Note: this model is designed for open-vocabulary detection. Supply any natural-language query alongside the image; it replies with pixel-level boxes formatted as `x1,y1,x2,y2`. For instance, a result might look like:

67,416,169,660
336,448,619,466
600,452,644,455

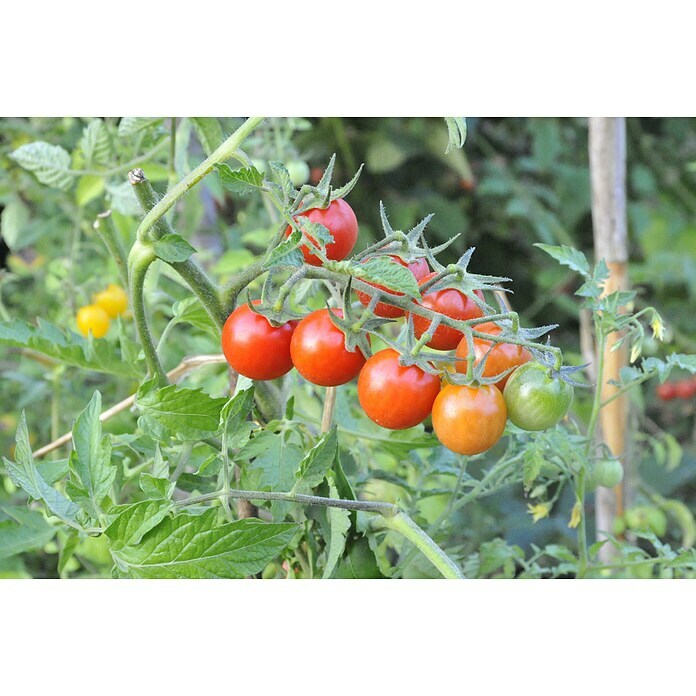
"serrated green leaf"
153,233,197,263
523,449,544,491
0,504,56,560
9,141,73,190
80,119,112,167
105,499,174,551
70,392,116,509
215,163,265,195
136,382,228,440
191,117,223,156
263,228,304,268
291,427,338,494
352,257,421,299
0,318,143,377
322,475,351,579
3,413,81,524
535,244,590,278
112,509,297,578
171,297,218,339
117,117,163,138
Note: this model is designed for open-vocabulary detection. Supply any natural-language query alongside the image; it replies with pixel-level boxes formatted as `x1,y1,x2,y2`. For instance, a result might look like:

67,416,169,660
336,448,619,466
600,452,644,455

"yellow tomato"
93,284,128,318
76,305,110,338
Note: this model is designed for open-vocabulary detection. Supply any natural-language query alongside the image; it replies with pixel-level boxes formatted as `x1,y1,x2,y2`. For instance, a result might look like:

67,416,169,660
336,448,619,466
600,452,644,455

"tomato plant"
431,384,507,455
357,348,440,429
503,362,574,431
221,301,297,381
2,115,695,584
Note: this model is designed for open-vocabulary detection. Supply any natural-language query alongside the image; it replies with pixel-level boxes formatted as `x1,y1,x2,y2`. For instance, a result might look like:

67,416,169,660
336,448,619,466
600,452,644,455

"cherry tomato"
455,321,532,389
285,198,358,267
93,283,128,318
221,301,297,381
355,256,430,318
656,382,677,401
674,379,696,400
431,383,507,455
76,304,110,338
290,308,367,386
410,273,484,351
357,348,440,429
591,459,624,489
503,362,574,431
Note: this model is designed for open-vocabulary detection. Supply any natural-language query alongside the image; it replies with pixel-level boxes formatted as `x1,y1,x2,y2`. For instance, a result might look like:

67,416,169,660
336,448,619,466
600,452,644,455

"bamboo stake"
588,118,630,554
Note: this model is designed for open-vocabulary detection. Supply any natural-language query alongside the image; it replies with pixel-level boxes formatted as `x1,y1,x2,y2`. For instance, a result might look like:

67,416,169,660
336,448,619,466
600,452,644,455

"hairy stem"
93,211,129,289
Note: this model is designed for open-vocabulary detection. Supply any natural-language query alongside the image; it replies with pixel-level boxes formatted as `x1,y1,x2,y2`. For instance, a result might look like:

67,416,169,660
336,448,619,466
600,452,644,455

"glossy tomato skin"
503,362,574,431
411,273,484,351
285,198,358,267
432,384,507,455
221,301,297,381
591,459,624,489
357,348,440,429
355,256,430,318
77,304,110,338
290,308,366,386
455,321,532,389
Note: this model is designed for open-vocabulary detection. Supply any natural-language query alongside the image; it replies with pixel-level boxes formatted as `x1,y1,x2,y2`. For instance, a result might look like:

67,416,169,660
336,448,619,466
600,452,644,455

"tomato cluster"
222,198,574,457
76,283,128,338
656,377,696,401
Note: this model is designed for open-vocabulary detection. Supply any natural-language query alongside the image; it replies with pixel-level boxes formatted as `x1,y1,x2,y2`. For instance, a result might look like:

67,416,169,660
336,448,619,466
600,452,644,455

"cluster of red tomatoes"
656,377,696,401
222,198,574,457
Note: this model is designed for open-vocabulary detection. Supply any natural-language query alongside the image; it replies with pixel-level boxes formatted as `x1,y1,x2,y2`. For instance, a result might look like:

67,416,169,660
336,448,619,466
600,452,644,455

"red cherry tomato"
285,198,358,267
355,255,430,318
674,379,696,400
455,321,532,389
290,308,367,386
221,301,297,381
357,348,440,429
656,382,677,401
410,273,484,351
432,383,507,455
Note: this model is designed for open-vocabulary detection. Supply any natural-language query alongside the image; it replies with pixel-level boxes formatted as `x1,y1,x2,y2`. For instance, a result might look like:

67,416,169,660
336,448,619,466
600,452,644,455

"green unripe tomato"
286,160,310,187
612,516,627,536
503,362,574,431
645,508,668,537
592,458,624,489
624,506,668,537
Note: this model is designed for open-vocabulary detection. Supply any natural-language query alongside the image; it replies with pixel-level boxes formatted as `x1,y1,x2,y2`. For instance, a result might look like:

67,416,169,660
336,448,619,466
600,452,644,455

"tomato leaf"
3,412,81,525
110,508,297,579
135,381,228,441
215,163,265,195
0,504,56,560
322,474,351,579
263,228,304,268
291,427,338,495
0,318,143,377
190,117,223,156
105,499,174,551
350,256,421,299
80,119,113,168
535,243,590,278
153,233,197,263
444,117,467,153
69,391,116,511
9,141,74,191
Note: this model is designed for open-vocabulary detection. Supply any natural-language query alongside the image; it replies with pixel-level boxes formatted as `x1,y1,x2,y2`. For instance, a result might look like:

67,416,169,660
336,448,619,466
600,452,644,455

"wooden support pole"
588,117,630,550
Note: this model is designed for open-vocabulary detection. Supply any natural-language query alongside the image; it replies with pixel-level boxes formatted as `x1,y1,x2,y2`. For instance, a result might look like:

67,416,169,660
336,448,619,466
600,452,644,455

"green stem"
128,244,166,383
373,512,465,579
129,169,226,327
93,211,129,289
135,116,265,243
174,488,463,579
